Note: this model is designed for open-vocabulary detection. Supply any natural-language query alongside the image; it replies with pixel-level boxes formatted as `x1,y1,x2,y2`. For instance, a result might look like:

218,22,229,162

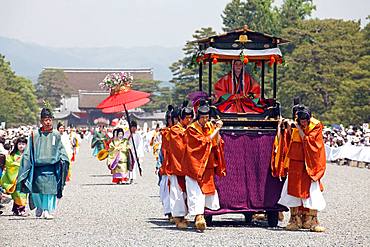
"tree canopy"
0,54,38,126
36,69,72,109
169,0,369,126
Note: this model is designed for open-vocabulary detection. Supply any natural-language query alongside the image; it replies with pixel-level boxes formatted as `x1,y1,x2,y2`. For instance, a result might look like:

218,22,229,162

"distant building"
44,67,155,126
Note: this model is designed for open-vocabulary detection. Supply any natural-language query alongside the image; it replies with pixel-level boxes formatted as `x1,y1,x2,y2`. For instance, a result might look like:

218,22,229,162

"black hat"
165,105,174,121
180,100,194,119
197,100,210,116
171,107,180,122
130,120,138,128
40,108,53,119
296,105,311,121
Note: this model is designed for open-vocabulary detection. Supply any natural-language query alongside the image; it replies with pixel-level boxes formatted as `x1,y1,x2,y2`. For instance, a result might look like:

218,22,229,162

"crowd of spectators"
323,124,370,147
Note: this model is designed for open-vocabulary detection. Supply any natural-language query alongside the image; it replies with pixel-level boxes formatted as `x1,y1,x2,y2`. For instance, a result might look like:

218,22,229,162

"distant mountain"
0,36,183,83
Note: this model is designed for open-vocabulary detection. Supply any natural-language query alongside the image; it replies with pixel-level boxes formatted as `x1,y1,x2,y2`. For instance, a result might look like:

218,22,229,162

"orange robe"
214,72,261,99
271,127,289,178
159,128,170,176
286,118,326,199
182,121,226,195
168,123,187,176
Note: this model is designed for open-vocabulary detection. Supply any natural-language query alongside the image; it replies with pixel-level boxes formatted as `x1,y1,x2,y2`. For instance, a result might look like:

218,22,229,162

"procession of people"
0,68,366,232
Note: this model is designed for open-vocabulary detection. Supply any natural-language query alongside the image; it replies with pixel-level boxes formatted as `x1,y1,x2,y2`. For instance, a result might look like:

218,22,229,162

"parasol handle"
124,104,142,176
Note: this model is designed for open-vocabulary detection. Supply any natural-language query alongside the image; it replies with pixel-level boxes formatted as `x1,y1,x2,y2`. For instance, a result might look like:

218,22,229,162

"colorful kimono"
150,131,161,161
17,129,70,213
1,151,27,215
214,72,260,99
91,131,108,157
107,139,130,184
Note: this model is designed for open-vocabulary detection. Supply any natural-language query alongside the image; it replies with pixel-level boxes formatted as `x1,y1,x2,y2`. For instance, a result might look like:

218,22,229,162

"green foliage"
279,19,369,125
280,0,315,28
169,1,369,126
169,27,224,106
36,69,71,109
222,0,280,35
0,54,38,126
131,79,172,112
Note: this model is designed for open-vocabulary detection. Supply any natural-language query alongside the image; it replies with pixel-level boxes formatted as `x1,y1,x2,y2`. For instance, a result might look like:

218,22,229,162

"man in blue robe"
17,108,70,219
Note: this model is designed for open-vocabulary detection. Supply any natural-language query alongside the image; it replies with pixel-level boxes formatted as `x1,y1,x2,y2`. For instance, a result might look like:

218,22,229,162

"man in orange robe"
182,102,226,232
158,105,174,223
214,60,261,99
168,105,194,229
278,106,326,232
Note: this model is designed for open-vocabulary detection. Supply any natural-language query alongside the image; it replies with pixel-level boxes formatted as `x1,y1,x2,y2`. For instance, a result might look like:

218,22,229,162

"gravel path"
1,141,370,246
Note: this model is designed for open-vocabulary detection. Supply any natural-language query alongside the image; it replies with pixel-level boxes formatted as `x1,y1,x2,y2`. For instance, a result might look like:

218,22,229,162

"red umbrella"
96,88,150,177
102,98,150,113
96,89,150,109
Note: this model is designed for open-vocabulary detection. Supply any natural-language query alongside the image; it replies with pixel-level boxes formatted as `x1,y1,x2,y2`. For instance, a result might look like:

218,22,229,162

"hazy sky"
0,0,369,48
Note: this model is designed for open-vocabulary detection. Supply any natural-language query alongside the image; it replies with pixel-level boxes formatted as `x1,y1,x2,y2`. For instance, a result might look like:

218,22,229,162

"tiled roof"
78,90,109,109
43,68,153,94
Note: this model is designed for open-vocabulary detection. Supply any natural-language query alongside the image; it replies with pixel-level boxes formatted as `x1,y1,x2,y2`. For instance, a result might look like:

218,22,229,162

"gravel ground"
1,141,370,247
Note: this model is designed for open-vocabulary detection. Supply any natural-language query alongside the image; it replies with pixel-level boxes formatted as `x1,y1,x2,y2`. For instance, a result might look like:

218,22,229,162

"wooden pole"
199,62,203,91
261,60,265,99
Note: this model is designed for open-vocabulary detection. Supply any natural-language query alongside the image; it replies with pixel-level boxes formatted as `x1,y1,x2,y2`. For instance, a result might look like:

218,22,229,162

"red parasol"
96,89,150,109
102,97,150,113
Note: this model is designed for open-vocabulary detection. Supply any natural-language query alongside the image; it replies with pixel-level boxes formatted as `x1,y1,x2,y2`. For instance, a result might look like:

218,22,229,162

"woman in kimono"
1,137,28,216
91,126,109,157
107,128,131,184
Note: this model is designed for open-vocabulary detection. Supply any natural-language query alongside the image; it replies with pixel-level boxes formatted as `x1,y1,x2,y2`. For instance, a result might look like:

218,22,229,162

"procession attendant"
168,102,194,229
91,126,109,157
0,137,28,216
57,123,74,181
126,120,144,183
157,105,174,222
107,128,131,184
278,105,326,232
182,101,226,232
17,108,70,220
150,124,161,161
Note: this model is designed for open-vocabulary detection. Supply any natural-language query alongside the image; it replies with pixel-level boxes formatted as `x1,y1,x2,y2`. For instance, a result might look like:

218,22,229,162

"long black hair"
10,136,28,156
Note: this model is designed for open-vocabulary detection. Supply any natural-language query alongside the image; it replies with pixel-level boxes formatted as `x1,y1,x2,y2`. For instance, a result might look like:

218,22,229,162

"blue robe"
17,129,70,211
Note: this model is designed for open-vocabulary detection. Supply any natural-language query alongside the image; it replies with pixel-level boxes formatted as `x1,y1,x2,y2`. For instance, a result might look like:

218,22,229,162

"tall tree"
278,19,365,124
36,69,71,109
329,20,370,125
0,54,38,126
222,0,280,35
280,0,315,29
131,79,172,112
169,27,221,106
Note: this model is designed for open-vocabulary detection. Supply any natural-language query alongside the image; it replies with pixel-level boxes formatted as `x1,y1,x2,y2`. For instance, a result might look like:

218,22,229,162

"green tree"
329,20,370,125
131,79,172,112
278,19,365,124
222,0,280,35
170,27,223,106
280,0,315,29
36,69,71,109
0,54,38,126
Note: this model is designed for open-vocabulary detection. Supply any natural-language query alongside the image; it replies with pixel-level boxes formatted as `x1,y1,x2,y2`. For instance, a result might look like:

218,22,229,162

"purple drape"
205,131,286,215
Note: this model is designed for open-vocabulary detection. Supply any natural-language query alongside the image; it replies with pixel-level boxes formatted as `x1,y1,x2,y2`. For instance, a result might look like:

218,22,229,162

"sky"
0,0,369,48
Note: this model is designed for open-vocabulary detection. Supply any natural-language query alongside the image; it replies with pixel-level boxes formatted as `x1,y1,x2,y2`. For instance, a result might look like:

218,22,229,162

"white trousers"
159,175,171,215
129,158,142,180
185,176,220,216
278,177,326,211
169,175,188,217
